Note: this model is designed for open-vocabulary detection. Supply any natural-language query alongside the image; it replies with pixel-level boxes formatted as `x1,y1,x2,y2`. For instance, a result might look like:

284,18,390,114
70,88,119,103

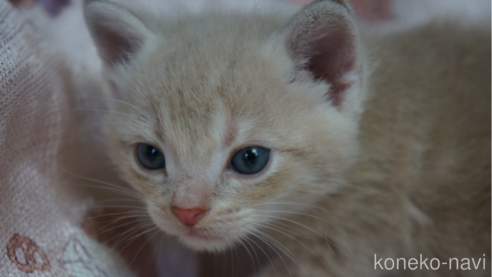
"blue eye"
136,143,165,170
231,146,270,175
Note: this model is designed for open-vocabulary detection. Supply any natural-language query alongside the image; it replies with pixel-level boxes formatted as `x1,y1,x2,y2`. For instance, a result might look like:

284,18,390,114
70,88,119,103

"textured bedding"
0,1,135,276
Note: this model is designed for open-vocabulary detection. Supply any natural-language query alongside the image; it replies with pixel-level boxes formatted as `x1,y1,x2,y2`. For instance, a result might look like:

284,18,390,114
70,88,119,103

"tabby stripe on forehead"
224,121,238,147
154,112,165,142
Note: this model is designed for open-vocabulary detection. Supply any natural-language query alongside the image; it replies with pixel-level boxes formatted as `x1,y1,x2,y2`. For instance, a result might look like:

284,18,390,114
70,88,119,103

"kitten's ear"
283,0,364,114
84,0,153,67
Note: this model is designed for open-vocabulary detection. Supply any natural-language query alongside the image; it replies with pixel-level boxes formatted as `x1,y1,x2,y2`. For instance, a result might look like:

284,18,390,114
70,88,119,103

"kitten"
83,0,490,276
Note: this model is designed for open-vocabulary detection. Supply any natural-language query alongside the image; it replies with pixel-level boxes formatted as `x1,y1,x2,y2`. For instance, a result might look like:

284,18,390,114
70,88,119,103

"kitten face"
85,0,364,251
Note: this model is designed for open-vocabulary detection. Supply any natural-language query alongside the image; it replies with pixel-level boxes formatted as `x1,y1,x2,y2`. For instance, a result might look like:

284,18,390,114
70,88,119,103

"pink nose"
172,206,208,226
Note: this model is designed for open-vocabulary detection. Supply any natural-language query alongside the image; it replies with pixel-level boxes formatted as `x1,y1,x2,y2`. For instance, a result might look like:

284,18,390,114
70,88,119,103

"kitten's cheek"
145,204,184,235
146,203,172,230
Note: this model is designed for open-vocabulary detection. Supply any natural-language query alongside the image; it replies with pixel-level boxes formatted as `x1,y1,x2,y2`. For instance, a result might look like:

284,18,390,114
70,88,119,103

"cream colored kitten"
83,0,490,276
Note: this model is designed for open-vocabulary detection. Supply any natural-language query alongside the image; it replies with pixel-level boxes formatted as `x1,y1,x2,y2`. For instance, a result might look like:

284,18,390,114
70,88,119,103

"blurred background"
8,0,490,74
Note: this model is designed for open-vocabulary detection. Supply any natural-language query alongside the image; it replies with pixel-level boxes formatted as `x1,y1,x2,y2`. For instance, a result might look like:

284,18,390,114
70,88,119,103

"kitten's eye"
231,146,270,175
136,143,165,170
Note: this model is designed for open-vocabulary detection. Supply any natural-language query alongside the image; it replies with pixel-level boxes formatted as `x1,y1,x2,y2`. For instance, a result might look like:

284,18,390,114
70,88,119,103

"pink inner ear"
94,27,141,67
306,23,356,106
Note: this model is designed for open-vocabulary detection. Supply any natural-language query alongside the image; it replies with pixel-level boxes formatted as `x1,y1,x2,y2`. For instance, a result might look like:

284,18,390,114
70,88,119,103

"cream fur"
84,0,490,276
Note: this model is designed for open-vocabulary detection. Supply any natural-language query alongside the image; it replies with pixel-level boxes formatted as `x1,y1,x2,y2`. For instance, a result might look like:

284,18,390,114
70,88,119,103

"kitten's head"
85,0,366,251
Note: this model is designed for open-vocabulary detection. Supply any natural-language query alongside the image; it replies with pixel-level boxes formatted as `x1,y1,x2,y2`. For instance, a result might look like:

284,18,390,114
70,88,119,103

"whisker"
243,234,278,277
71,108,139,119
247,201,355,249
233,242,244,275
58,169,147,201
127,227,162,267
255,223,335,276
254,217,321,241
109,222,157,252
254,213,350,257
237,238,256,275
61,180,146,202
252,229,298,277
84,210,150,222
96,218,154,239
241,236,261,275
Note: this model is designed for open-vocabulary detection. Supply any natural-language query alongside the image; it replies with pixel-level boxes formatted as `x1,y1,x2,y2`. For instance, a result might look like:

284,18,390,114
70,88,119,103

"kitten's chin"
176,231,232,252
154,221,236,251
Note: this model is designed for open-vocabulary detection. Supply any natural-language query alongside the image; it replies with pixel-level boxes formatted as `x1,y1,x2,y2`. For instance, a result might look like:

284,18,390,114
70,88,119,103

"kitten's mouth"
183,228,222,240
149,208,240,250
173,226,233,251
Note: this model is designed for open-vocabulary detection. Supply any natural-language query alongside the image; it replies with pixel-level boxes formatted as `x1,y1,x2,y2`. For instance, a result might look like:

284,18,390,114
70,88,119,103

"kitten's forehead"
130,26,289,139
